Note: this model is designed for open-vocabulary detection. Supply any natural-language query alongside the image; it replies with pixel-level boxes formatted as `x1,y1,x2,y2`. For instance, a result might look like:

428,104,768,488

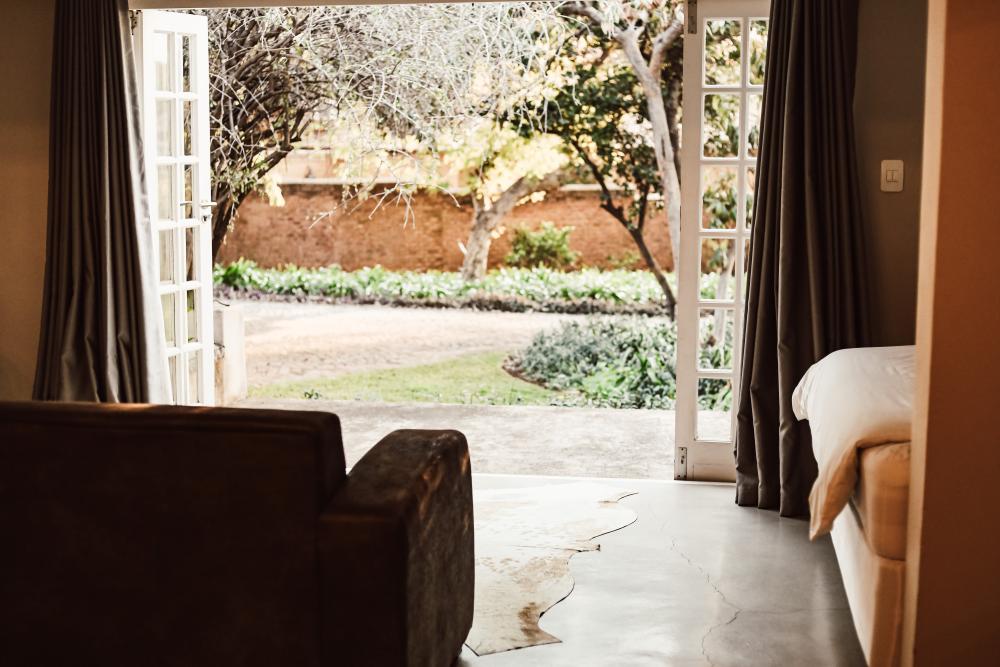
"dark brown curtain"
735,0,870,516
34,0,168,402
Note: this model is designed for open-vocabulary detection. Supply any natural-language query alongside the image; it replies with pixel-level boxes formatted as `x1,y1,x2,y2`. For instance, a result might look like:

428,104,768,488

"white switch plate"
881,159,904,193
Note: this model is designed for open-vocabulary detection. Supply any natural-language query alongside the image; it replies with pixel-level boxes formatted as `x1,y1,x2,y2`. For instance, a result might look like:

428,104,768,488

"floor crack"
667,537,741,667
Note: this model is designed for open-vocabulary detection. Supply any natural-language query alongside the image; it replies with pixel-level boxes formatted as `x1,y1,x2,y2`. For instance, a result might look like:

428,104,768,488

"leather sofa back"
0,401,345,667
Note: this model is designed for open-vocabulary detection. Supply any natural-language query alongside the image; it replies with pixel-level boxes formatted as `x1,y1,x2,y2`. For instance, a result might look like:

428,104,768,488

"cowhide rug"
465,482,637,656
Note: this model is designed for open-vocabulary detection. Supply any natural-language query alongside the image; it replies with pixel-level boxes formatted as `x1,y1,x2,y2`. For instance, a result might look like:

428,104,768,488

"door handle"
197,201,216,224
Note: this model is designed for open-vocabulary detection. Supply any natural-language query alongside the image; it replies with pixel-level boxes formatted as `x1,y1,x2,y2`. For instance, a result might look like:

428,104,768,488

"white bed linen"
792,345,915,539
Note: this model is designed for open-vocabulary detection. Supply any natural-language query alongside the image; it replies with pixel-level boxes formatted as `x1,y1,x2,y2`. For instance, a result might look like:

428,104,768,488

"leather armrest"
318,430,473,667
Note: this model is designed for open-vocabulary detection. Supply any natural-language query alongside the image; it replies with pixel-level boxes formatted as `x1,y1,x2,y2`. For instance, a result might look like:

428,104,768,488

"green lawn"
251,351,561,406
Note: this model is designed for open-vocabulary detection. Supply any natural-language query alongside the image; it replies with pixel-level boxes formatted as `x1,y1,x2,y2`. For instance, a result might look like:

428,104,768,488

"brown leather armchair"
0,401,474,667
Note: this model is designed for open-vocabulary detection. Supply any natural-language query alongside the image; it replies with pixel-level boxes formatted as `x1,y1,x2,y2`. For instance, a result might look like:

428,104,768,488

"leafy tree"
523,3,748,316
561,1,685,272
442,126,567,281
515,58,678,313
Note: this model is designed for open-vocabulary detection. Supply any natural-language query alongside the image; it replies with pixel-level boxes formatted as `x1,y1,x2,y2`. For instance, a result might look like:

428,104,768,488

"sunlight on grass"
250,351,561,406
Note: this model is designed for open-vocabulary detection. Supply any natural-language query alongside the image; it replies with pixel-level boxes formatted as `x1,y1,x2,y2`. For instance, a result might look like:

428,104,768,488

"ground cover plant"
508,316,733,410
215,260,676,314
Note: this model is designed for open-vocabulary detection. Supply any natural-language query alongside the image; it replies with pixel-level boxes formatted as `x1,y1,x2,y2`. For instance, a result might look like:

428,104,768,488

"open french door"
137,11,214,405
675,0,768,480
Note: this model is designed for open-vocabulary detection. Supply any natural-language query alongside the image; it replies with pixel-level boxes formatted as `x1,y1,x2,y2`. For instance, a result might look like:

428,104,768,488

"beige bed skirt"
831,504,905,667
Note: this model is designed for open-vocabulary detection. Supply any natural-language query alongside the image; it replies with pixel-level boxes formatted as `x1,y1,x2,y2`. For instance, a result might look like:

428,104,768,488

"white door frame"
676,0,768,480
137,10,215,405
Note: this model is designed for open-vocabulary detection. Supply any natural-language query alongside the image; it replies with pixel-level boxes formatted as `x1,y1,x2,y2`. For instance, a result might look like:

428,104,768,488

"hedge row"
214,259,672,315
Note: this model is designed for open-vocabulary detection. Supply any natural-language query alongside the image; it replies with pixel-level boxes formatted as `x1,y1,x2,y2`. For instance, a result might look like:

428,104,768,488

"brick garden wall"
216,184,674,272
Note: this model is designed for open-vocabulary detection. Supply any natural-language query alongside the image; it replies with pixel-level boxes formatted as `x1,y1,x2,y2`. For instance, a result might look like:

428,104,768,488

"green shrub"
510,317,676,409
214,260,668,306
215,257,260,290
509,315,733,410
504,222,579,270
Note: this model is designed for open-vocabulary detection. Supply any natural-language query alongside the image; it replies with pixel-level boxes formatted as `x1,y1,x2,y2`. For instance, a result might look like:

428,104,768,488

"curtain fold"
735,0,870,517
34,0,169,402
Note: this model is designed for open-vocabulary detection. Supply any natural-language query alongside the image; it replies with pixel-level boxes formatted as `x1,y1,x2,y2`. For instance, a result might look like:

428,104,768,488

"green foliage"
701,167,739,281
514,61,661,229
701,19,744,159
215,257,260,290
510,315,733,410
703,94,740,158
215,260,667,305
697,312,735,411
704,19,741,85
512,317,676,409
702,169,737,230
504,222,579,270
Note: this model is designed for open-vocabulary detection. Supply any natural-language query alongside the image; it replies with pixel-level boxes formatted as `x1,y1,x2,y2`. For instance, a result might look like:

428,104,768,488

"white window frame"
676,0,768,480
136,10,214,405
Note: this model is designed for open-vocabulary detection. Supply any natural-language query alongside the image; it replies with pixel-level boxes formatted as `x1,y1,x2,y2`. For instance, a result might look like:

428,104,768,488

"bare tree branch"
649,20,684,74
190,4,570,257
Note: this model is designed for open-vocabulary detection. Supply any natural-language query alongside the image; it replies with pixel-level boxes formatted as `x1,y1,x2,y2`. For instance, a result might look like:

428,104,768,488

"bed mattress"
791,345,914,538
832,504,905,667
853,442,910,561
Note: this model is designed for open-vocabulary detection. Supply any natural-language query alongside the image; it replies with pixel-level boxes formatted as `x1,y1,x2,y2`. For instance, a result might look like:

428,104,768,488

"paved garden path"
237,398,684,479
233,299,583,388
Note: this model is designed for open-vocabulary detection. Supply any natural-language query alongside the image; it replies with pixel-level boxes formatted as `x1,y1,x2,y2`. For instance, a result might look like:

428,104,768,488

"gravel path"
234,300,585,387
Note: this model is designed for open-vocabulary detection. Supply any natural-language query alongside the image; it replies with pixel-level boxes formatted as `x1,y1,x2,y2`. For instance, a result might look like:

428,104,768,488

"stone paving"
237,398,730,479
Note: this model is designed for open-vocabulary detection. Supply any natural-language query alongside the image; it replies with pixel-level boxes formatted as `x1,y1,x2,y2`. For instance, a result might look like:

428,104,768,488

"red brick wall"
216,184,674,272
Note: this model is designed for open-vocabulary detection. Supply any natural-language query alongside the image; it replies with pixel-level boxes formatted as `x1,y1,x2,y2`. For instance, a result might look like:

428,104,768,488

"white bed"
793,346,915,667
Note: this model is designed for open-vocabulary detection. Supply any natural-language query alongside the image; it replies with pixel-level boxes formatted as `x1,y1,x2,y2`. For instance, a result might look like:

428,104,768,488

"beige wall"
854,0,927,345
903,0,1000,663
0,1,55,399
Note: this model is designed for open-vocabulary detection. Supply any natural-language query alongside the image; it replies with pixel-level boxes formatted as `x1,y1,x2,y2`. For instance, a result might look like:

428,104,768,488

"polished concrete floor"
460,475,865,667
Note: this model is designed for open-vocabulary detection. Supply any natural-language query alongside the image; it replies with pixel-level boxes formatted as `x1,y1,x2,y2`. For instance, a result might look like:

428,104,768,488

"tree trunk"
619,33,682,273
460,170,561,281
664,77,682,177
210,148,294,259
628,227,676,319
461,204,501,281
211,188,240,260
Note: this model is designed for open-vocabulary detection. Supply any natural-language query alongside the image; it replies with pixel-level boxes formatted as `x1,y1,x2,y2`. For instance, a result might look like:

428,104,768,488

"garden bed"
214,261,671,316
216,285,669,316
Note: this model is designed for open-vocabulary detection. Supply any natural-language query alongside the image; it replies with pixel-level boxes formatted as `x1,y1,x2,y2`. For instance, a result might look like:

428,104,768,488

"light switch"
881,159,904,193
